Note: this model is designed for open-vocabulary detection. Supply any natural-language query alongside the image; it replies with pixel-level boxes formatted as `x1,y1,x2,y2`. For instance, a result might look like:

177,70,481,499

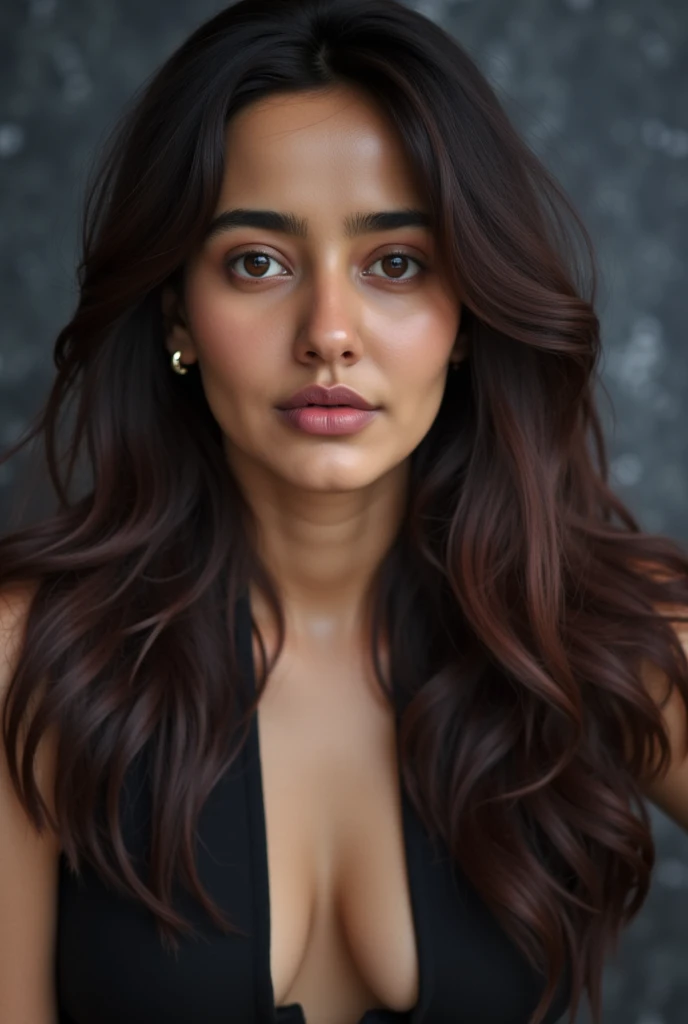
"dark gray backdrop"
1,0,687,1021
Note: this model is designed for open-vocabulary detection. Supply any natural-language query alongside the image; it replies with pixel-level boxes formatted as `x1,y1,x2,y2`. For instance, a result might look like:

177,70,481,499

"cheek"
187,281,271,385
382,310,456,390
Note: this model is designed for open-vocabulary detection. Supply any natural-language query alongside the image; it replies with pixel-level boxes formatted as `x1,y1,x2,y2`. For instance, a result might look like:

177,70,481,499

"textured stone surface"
1,1,687,1020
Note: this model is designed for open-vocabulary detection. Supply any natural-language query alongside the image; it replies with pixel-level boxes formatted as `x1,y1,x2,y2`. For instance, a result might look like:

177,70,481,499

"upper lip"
277,384,378,410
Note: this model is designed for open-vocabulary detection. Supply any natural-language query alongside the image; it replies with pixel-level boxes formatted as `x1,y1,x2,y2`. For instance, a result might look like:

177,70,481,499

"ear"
450,327,470,367
161,283,198,366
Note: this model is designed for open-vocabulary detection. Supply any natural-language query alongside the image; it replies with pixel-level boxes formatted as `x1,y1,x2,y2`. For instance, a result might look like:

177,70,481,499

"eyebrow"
202,207,432,244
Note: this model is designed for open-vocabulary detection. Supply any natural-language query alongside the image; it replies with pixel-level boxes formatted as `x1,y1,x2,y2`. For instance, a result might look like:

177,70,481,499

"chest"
253,638,420,1024
55,592,575,1024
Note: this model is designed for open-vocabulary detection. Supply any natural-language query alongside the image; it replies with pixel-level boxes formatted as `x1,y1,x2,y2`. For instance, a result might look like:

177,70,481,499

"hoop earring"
171,350,188,375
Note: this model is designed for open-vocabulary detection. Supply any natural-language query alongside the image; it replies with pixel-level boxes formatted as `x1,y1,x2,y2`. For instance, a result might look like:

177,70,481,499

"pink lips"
276,406,379,436
276,382,380,436
276,383,377,411
276,382,380,434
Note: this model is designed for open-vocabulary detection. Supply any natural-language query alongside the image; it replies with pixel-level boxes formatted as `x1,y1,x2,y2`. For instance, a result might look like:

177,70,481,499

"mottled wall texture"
1,0,687,1021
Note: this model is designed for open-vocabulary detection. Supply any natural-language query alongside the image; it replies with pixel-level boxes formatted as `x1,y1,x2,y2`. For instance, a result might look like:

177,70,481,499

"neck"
236,459,410,651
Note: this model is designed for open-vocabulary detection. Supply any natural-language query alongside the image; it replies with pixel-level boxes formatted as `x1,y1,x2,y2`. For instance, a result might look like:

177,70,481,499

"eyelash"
224,248,427,284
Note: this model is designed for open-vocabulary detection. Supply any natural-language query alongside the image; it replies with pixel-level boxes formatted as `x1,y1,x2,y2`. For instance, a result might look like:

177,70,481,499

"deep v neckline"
236,588,433,1024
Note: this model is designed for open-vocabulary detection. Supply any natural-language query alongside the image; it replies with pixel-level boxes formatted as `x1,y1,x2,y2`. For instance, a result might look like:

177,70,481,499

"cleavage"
252,632,420,1021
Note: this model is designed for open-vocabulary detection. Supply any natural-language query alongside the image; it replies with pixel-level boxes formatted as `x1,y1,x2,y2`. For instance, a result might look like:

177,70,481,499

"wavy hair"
2,1,688,1022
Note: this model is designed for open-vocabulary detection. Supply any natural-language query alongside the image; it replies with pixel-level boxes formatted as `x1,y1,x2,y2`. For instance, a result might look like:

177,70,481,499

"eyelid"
224,247,428,281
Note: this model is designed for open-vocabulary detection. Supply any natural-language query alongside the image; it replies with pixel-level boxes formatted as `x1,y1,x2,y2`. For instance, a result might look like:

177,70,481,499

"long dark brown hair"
2,1,688,1021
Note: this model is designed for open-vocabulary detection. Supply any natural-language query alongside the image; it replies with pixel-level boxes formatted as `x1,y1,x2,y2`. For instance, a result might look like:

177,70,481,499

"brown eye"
366,251,425,281
242,253,271,277
227,251,288,280
383,255,409,277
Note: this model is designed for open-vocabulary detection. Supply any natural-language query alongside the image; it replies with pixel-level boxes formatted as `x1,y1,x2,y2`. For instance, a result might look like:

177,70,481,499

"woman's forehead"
218,86,423,211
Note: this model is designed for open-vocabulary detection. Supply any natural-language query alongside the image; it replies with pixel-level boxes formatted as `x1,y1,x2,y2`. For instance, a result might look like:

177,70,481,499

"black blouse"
55,588,572,1023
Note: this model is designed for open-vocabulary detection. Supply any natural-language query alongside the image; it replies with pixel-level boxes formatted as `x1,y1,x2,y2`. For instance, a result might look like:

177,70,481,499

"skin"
162,82,469,659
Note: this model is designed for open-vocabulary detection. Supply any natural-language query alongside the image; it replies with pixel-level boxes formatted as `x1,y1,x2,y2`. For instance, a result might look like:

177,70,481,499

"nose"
294,263,363,371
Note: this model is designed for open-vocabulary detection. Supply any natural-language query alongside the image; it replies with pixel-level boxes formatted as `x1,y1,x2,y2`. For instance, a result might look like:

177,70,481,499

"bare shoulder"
634,569,688,833
0,577,38,639
0,577,59,838
0,578,61,1023
0,577,43,732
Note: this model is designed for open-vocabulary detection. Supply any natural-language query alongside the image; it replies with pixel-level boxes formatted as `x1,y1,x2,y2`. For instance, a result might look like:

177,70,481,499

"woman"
1,1,687,1022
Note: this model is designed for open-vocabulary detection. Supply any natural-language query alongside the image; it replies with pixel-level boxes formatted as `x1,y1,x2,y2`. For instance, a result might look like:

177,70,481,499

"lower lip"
276,406,379,435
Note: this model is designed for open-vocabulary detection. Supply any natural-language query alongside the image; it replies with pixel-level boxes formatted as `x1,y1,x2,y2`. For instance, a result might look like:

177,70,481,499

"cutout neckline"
236,587,431,1024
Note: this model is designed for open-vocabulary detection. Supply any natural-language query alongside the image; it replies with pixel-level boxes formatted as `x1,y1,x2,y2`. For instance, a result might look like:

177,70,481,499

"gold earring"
171,350,188,375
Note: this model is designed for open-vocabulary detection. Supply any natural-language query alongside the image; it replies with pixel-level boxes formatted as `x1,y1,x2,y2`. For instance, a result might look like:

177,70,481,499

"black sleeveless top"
55,589,572,1023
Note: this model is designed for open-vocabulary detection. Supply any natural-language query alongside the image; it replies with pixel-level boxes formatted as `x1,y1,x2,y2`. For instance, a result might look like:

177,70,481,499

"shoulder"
0,578,39,646
0,579,42,710
0,578,60,846
0,578,44,722
0,580,62,1021
634,567,688,832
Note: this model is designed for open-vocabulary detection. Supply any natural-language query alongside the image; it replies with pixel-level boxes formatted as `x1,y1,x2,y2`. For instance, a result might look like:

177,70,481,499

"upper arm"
0,582,61,1024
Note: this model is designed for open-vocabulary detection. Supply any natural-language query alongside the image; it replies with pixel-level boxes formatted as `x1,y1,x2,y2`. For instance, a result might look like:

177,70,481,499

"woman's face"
163,83,466,494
